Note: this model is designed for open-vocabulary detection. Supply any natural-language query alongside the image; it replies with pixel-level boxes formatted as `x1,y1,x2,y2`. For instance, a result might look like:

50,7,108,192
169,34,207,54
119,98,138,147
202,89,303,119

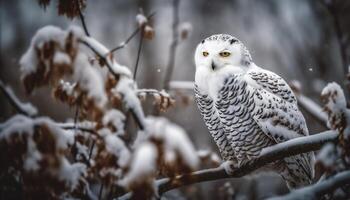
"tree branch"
163,0,180,90
269,170,350,200
0,80,38,117
79,38,145,130
133,30,144,79
108,12,155,54
76,0,90,37
118,130,338,199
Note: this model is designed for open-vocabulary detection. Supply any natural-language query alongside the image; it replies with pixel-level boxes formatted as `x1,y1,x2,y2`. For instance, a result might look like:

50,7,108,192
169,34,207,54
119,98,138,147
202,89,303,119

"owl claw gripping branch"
194,34,315,189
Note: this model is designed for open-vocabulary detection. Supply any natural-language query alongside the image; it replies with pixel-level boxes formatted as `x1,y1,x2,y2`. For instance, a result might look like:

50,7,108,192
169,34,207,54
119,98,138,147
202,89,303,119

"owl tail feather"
276,155,314,190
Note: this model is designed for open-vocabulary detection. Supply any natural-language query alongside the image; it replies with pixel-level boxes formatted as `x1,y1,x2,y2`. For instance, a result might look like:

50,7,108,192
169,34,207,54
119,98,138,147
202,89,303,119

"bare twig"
269,170,350,200
79,39,119,78
133,30,144,79
163,0,180,90
0,80,38,117
118,130,338,199
76,0,90,37
109,12,155,54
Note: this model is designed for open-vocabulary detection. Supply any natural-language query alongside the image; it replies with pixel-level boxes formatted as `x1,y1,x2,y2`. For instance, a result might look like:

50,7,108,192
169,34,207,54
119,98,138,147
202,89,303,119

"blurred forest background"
1,0,350,199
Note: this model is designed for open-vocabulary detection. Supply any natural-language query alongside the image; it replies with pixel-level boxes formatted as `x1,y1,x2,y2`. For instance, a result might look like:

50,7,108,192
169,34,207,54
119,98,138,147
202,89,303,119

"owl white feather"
194,34,315,189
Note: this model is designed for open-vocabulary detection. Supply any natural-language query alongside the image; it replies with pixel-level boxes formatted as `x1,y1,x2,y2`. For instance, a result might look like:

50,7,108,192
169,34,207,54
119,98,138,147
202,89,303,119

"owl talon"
221,160,237,175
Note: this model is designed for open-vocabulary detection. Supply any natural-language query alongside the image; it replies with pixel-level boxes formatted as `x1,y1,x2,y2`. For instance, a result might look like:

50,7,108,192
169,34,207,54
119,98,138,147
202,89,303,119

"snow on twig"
0,80,38,117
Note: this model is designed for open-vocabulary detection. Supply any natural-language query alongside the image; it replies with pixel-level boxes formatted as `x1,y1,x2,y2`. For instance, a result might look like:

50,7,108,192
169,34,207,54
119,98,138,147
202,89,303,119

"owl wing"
245,69,308,140
244,68,314,181
194,85,236,161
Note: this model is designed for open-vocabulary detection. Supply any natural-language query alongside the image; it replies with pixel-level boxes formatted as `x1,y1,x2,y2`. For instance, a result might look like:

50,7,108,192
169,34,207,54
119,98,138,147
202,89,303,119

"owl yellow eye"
219,51,231,57
202,51,209,57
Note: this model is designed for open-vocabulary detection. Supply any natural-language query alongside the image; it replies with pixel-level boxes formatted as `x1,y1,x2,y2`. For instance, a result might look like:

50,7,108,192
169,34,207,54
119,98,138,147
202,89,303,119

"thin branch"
118,130,338,199
109,12,155,54
163,0,180,90
0,80,38,117
59,123,97,135
79,39,119,78
133,30,144,79
269,170,350,200
76,0,90,37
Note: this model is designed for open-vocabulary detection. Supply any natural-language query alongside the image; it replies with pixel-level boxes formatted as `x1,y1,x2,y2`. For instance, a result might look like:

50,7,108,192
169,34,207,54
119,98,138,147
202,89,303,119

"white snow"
19,25,79,76
102,109,126,135
59,80,76,96
53,51,71,65
0,115,76,171
80,36,132,77
73,53,107,108
112,76,145,126
138,116,199,169
136,13,147,27
120,142,157,187
321,82,346,113
24,137,42,171
99,128,130,167
58,158,86,191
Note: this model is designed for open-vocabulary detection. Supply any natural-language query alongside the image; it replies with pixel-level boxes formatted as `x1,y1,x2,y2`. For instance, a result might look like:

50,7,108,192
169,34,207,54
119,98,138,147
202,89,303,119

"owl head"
194,34,252,71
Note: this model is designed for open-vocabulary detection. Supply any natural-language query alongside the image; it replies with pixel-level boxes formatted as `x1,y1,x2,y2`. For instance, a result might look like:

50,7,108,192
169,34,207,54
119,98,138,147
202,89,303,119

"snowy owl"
194,34,315,189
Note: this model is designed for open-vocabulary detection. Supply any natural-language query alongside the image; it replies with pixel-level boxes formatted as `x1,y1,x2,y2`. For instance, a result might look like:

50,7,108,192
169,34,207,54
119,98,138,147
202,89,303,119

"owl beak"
211,61,217,71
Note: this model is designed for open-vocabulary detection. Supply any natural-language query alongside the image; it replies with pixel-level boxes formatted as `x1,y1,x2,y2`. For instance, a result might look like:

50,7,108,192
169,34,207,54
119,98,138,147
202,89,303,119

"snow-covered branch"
0,80,38,117
118,130,338,199
296,94,328,128
79,36,145,130
269,170,350,200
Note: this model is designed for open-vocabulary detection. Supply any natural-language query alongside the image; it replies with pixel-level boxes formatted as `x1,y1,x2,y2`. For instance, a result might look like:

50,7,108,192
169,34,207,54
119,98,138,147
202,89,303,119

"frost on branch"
0,115,86,198
121,117,199,198
0,80,38,116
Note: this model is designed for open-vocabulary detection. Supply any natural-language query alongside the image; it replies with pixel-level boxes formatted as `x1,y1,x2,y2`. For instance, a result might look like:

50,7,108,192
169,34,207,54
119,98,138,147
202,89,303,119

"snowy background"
1,0,350,199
